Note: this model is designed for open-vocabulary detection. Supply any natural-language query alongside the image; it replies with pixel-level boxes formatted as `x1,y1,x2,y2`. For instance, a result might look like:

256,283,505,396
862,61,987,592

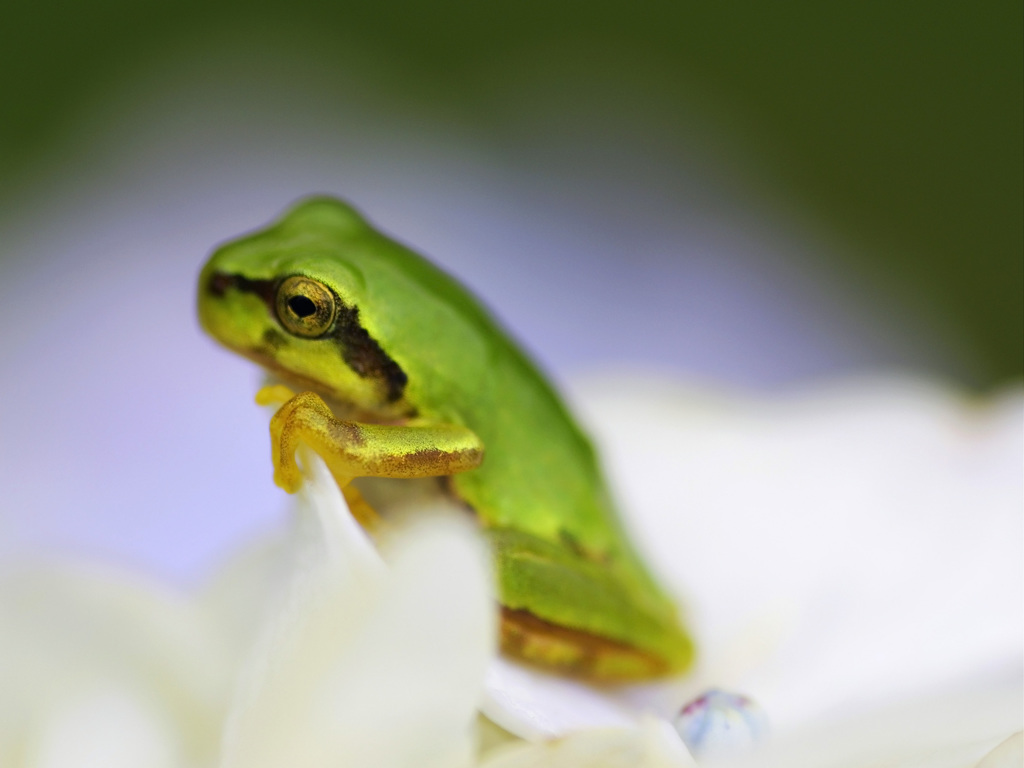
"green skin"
198,197,693,679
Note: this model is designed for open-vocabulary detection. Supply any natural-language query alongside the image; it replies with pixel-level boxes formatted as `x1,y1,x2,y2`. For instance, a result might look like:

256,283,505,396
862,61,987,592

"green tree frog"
198,197,694,680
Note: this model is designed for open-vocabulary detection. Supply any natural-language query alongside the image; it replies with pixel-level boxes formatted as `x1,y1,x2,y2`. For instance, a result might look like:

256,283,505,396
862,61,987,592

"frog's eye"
275,276,337,338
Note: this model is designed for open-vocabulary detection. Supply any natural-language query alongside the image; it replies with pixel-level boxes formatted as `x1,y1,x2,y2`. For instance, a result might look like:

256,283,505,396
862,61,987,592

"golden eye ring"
275,276,337,337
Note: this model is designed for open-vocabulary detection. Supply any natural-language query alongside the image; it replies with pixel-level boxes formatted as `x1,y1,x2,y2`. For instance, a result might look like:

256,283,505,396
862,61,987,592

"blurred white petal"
976,732,1022,768
197,530,296,660
480,717,696,768
27,686,179,768
482,375,1021,759
709,679,1020,768
1,374,1018,766
219,453,496,768
571,374,1022,731
481,657,636,740
0,562,232,765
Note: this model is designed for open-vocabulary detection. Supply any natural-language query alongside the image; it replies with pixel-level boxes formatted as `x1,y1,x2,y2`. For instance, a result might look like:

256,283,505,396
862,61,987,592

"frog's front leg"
262,390,484,493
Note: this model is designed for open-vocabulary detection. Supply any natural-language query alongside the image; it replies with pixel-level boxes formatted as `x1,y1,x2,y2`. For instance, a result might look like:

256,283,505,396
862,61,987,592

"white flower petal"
481,658,637,740
0,562,232,765
297,448,388,579
198,529,296,658
976,731,1022,768
220,453,496,768
710,678,1021,768
480,716,696,768
26,686,179,768
4,374,1016,767
572,375,1022,731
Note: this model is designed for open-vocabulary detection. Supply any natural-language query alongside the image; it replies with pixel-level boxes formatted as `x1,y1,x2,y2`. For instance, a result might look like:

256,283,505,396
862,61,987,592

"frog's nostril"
208,272,232,297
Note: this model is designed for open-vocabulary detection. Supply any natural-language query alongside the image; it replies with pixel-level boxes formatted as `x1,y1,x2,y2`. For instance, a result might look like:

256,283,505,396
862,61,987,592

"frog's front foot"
267,390,338,492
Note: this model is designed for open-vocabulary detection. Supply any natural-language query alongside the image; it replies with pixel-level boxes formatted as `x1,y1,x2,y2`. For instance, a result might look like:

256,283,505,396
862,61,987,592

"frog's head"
198,197,409,415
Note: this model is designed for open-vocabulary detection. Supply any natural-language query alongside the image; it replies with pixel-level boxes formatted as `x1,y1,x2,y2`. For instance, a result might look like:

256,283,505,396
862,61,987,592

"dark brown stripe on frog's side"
330,302,408,403
499,607,669,681
207,271,408,403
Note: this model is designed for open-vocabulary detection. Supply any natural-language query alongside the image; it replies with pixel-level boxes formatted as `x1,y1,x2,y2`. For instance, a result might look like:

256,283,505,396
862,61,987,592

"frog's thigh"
499,607,668,681
270,391,483,492
492,531,670,681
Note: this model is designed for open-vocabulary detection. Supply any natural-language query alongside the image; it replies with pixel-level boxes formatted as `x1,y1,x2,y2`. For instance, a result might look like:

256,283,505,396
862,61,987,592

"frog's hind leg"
499,606,670,681
340,483,382,532
488,528,693,682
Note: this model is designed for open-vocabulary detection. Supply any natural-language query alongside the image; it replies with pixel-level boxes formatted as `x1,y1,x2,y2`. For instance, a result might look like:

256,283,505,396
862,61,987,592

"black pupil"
288,295,317,318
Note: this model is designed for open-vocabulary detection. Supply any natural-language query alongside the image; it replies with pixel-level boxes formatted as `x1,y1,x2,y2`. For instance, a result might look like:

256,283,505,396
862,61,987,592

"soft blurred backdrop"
0,2,1020,582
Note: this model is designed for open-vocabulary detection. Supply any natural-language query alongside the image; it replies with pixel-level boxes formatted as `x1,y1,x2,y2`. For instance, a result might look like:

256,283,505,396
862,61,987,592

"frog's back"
274,199,692,673
331,206,629,558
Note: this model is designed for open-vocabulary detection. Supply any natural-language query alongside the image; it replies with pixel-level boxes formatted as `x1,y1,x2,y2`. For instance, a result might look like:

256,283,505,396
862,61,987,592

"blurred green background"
2,0,1021,386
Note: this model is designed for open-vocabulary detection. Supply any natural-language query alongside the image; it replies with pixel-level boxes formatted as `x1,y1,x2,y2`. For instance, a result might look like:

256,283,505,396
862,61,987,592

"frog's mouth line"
234,344,349,406
227,342,415,424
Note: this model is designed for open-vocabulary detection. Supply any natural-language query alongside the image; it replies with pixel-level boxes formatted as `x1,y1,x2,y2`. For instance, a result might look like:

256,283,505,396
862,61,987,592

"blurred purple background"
0,56,1003,583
